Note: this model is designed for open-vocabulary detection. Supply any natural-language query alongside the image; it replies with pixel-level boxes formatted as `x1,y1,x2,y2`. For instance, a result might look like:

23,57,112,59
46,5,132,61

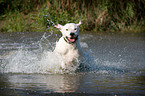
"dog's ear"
54,24,63,29
79,21,81,25
77,21,81,26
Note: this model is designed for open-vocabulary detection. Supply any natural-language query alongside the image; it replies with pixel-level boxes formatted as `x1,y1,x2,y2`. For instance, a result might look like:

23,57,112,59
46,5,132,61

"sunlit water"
0,31,145,95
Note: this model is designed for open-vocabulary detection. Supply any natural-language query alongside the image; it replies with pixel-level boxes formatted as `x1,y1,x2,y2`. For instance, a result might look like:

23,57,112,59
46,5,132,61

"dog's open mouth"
65,36,78,43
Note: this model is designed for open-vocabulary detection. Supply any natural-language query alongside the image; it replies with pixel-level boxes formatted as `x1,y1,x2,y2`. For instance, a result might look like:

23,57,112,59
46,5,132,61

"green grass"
0,0,145,33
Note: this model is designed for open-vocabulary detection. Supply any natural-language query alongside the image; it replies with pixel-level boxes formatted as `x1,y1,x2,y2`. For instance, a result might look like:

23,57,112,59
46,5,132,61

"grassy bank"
0,0,145,33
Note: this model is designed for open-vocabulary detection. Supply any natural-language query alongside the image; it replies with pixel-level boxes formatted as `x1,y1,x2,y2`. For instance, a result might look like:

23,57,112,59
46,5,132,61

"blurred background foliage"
0,0,144,32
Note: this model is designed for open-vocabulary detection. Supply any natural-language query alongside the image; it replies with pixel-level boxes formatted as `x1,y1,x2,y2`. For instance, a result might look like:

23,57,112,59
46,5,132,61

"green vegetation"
0,0,145,33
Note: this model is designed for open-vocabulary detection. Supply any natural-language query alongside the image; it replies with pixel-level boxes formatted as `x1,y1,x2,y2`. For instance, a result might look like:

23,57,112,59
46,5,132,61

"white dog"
54,21,83,70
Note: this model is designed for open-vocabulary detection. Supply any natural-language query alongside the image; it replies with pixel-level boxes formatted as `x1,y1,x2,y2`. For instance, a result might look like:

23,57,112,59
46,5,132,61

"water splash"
0,31,97,74
0,44,92,74
0,36,63,74
0,19,90,74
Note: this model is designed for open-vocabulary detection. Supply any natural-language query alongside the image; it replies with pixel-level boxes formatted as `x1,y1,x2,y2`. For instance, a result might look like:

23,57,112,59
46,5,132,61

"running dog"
54,21,83,69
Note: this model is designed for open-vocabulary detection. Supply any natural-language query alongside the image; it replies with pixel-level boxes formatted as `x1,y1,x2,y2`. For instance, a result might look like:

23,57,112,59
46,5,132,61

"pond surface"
0,32,145,95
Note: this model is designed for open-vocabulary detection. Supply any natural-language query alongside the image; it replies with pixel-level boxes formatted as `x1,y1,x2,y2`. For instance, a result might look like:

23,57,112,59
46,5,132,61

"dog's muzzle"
64,33,78,44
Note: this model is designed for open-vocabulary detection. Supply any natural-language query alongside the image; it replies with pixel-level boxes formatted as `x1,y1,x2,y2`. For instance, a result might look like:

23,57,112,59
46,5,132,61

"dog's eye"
66,29,68,31
74,28,77,30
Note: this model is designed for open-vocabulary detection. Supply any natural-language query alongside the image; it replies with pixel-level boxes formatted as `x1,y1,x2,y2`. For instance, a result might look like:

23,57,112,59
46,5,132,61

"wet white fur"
54,21,83,69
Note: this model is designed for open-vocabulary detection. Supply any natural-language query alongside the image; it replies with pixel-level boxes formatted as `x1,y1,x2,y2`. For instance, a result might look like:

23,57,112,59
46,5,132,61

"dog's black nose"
70,33,75,36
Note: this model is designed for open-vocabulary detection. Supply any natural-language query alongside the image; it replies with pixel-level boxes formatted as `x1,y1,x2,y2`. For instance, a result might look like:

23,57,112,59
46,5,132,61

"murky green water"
0,32,145,95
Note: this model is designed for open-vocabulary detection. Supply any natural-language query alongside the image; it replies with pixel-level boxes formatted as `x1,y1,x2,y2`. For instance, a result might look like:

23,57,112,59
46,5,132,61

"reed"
0,0,144,32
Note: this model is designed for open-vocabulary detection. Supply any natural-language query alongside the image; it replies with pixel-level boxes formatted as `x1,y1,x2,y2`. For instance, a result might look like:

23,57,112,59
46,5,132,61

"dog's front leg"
61,62,66,69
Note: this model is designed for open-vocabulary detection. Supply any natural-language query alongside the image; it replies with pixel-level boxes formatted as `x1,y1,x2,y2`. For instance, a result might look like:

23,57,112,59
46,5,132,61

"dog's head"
55,21,81,43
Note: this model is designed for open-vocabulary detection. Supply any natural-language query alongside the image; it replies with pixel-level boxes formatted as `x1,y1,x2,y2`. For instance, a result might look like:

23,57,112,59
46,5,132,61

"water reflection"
0,72,145,95
7,74,82,94
0,73,17,95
